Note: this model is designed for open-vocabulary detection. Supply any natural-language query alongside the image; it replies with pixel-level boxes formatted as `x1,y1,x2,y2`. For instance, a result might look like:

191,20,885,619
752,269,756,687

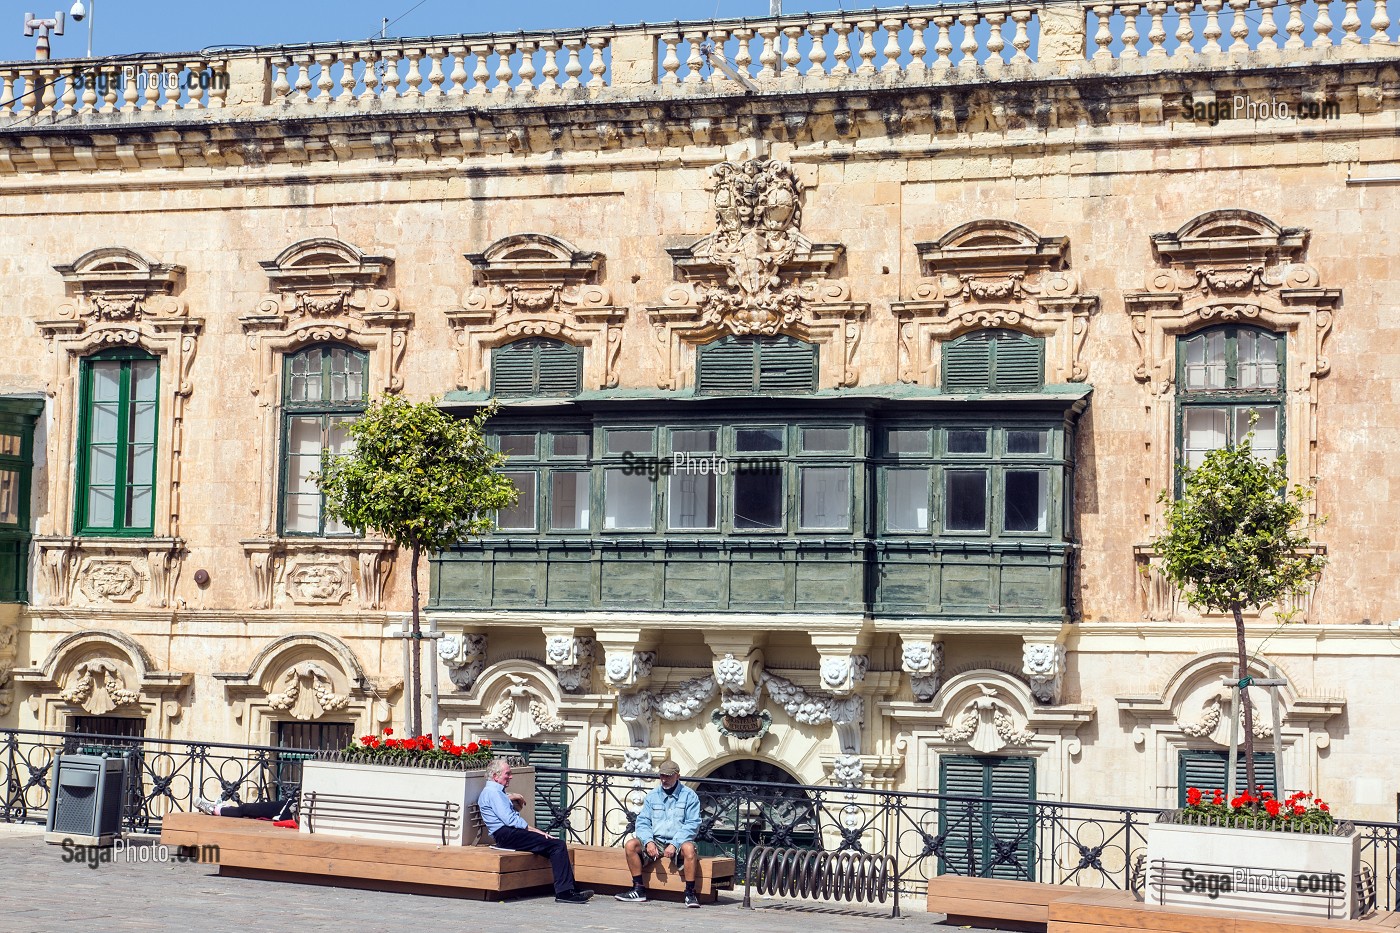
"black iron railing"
5,728,1400,907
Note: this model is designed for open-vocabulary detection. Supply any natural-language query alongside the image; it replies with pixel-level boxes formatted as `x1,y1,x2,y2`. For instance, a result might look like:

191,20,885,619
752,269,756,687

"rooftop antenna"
770,0,781,13
22,11,65,60
381,17,389,38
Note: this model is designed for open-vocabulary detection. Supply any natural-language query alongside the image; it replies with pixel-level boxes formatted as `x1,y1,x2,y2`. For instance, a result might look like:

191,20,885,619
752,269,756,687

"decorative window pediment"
892,220,1096,386
649,158,867,390
448,233,624,392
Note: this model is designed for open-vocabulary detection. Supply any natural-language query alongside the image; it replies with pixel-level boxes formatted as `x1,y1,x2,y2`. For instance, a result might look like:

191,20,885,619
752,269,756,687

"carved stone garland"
649,158,868,390
891,219,1097,387
33,247,201,608
1126,210,1338,622
239,238,404,611
446,233,625,391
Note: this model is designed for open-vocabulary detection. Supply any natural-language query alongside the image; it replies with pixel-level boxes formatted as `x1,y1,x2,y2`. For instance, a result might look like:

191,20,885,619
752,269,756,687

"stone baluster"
757,26,780,80
359,51,380,101
164,62,183,110
1120,5,1142,57
516,41,537,93
958,13,980,71
121,66,140,112
659,33,681,85
540,39,561,90
587,36,608,88
381,49,402,100
403,49,424,98
855,20,879,75
423,48,445,96
1174,1,1197,57
1093,4,1115,59
806,24,828,76
314,52,336,104
461,45,483,97
907,18,929,77
733,28,755,79
1229,0,1253,51
829,23,853,76
985,12,1007,71
102,74,120,112
59,72,77,114
0,73,8,121
40,68,59,116
1258,0,1280,49
185,61,206,110
292,53,314,103
1010,10,1033,63
677,32,701,85
1145,1,1170,56
271,56,292,103
782,25,804,82
1202,0,1224,51
208,62,228,109
1313,0,1334,46
15,71,34,119
1340,0,1363,43
562,39,584,89
881,18,903,74
336,50,358,103
1371,0,1391,45
81,68,101,112
496,42,517,94
142,62,162,111
933,15,956,71
1284,0,1307,46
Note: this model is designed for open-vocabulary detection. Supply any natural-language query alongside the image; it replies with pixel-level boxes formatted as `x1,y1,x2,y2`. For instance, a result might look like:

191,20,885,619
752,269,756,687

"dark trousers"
219,800,292,820
492,826,576,895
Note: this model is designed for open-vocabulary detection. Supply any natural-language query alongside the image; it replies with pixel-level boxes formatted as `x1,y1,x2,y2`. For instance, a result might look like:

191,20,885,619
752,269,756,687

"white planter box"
298,759,535,846
1145,820,1362,920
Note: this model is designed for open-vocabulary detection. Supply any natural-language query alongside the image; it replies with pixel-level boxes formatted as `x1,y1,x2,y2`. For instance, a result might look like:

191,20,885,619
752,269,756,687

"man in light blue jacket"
616,759,703,908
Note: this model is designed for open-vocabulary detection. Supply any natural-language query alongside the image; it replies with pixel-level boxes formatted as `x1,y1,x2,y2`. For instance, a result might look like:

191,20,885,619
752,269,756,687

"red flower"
467,742,480,754
481,739,492,747
384,727,394,736
1293,805,1306,816
1265,799,1282,817
360,735,375,744
1319,802,1330,812
1186,787,1203,806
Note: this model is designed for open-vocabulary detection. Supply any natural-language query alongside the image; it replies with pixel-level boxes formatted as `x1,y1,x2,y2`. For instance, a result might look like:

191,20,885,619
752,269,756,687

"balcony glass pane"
0,434,19,457
552,434,590,458
669,471,717,530
603,469,653,530
0,469,18,524
947,429,988,455
606,430,653,456
801,426,849,452
735,427,784,452
497,472,537,530
733,470,782,530
944,470,988,531
885,469,929,531
1004,470,1048,532
86,485,114,528
550,471,590,530
1007,430,1048,455
800,466,850,529
885,428,929,455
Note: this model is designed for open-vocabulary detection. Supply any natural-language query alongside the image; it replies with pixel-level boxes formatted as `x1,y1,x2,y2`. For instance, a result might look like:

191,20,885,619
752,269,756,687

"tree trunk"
1232,601,1258,799
409,544,422,736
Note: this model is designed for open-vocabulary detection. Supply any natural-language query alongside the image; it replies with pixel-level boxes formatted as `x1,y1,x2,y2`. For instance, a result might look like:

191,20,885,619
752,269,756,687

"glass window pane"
800,467,850,529
88,444,117,486
129,401,157,444
552,434,589,458
288,416,324,456
91,403,119,444
90,362,121,402
1236,407,1280,461
886,428,928,455
947,429,988,455
131,360,158,401
1004,470,1049,532
0,434,19,457
126,484,153,528
671,429,718,453
1183,330,1226,390
0,469,19,524
735,427,784,452
801,427,849,452
945,470,988,531
324,508,350,536
1237,331,1281,390
327,416,354,457
284,493,321,533
606,430,653,456
287,455,320,494
1007,430,1048,455
345,352,366,401
499,434,537,458
733,471,783,530
128,444,155,486
87,485,115,528
885,469,929,531
1183,407,1228,469
603,469,653,530
497,472,537,530
550,471,590,530
669,471,717,530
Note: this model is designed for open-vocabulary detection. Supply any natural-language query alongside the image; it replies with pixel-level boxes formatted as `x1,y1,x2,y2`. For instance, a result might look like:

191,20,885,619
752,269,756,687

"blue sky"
2,0,839,61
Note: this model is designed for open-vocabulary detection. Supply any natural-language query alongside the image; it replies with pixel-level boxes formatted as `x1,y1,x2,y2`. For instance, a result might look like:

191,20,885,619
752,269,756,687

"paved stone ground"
0,824,1010,933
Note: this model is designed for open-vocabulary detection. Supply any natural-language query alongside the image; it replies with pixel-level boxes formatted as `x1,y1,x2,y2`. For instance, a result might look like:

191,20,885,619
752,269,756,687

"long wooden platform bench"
926,876,1090,931
568,844,736,903
1047,887,1400,933
159,812,736,903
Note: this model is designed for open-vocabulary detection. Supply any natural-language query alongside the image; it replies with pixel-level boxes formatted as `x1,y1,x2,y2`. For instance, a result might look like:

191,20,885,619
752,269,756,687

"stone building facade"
0,3,1398,826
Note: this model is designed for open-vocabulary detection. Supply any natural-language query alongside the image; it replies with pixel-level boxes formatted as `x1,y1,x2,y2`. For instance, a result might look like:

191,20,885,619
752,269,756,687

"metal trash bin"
44,753,126,846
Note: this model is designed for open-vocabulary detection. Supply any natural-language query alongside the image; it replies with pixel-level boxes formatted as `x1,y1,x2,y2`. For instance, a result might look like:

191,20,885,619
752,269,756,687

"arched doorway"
694,759,819,875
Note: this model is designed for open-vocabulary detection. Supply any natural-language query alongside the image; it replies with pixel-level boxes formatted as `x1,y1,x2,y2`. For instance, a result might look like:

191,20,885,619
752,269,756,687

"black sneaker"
614,888,647,903
576,889,594,900
555,890,591,904
684,891,700,908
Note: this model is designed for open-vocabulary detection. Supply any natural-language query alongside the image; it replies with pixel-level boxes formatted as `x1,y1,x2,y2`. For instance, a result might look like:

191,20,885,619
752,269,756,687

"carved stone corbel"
900,638,945,702
544,634,596,694
439,632,488,692
1022,642,1067,705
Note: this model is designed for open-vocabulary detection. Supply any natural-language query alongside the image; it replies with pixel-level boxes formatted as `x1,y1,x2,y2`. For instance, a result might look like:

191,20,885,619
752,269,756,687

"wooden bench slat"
218,847,556,891
927,876,1077,905
935,896,1057,923
1049,888,1381,933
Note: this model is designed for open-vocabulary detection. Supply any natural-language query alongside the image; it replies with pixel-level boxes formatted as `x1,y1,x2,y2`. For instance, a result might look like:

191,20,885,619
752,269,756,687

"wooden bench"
159,812,554,899
1048,887,1400,933
926,876,1087,931
568,844,736,903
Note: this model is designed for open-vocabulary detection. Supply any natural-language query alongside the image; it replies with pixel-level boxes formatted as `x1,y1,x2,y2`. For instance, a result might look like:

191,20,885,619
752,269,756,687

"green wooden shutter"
490,741,570,840
938,755,1036,881
990,332,1045,392
943,334,993,392
492,341,540,396
984,757,1036,880
697,337,759,394
535,340,583,395
757,337,818,393
492,338,581,397
937,755,987,877
1178,750,1276,805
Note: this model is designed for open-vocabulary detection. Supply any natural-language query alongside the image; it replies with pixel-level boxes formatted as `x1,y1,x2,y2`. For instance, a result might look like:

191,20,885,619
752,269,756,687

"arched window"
491,338,582,397
695,335,817,394
1175,325,1283,472
942,329,1044,393
76,348,160,535
281,345,367,536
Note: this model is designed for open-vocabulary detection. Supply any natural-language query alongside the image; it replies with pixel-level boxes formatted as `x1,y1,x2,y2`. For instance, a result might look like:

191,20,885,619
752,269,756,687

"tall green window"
491,338,582,397
942,330,1044,393
281,345,366,535
696,336,817,394
1176,325,1283,474
937,755,1037,880
0,398,42,602
76,349,159,535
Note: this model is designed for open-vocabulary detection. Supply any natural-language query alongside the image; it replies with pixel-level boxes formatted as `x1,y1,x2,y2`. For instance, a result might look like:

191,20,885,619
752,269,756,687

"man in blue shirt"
616,759,703,908
478,758,593,903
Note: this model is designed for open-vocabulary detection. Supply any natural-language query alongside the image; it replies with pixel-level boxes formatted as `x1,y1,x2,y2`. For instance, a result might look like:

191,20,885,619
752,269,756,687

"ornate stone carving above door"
239,538,394,611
